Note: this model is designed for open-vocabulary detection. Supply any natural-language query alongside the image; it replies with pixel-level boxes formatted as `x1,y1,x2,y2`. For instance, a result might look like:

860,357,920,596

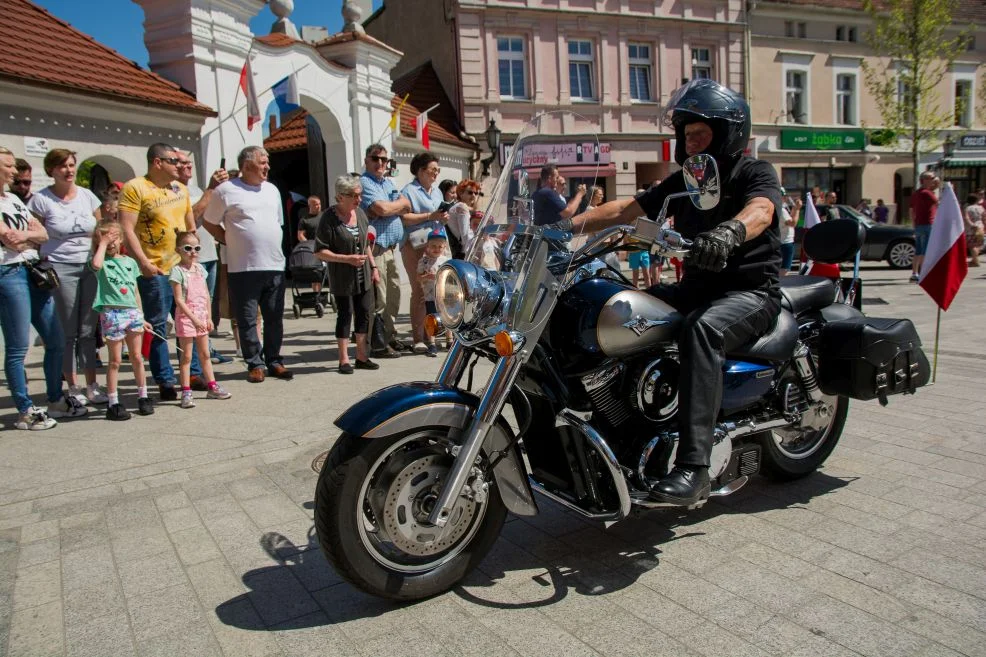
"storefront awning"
946,158,986,167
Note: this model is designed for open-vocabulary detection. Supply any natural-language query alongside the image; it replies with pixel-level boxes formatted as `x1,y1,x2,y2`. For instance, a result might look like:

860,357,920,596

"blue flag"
272,73,300,114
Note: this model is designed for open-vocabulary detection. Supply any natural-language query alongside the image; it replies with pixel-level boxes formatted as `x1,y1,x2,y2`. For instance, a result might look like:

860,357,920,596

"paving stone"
153,490,192,512
702,559,814,616
205,598,281,656
105,498,161,530
890,549,986,600
313,584,417,641
62,581,127,628
789,594,931,657
12,561,61,610
227,475,282,501
18,519,59,543
134,619,221,657
270,611,360,657
477,607,600,657
65,612,137,657
606,583,705,639
160,506,202,533
61,545,117,591
170,525,224,566
184,558,249,610
677,620,773,657
110,525,173,563
635,562,740,615
127,583,206,643
896,607,986,657
6,599,64,657
117,550,187,599
242,565,320,627
357,625,457,657
892,576,986,633
801,570,913,622
15,535,60,567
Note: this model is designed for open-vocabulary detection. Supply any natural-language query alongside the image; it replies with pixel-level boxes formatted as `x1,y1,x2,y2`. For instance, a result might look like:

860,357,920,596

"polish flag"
919,182,967,311
412,109,431,149
239,58,261,131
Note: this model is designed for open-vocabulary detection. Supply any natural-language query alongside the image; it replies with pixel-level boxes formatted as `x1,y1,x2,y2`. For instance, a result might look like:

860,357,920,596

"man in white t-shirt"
203,146,292,383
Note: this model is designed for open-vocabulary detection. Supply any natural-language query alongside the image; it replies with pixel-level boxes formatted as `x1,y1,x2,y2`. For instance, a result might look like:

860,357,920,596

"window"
568,40,595,100
836,73,856,125
497,37,527,99
628,43,652,101
785,70,808,124
784,21,806,38
835,26,858,42
955,79,973,127
692,48,712,80
898,74,915,125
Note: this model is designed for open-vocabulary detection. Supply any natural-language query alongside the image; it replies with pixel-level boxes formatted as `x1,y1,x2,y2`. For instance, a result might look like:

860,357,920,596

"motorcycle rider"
568,79,783,505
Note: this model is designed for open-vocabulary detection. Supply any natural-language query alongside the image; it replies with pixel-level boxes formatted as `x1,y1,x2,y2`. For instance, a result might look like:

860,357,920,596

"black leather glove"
688,219,746,272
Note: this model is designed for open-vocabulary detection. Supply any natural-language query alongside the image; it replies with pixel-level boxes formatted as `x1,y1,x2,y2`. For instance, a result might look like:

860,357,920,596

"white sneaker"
412,341,428,354
180,392,196,409
14,407,57,431
68,385,89,406
86,383,109,405
47,395,89,419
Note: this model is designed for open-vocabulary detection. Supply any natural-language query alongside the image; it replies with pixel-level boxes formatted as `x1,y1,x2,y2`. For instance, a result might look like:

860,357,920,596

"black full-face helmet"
662,79,751,166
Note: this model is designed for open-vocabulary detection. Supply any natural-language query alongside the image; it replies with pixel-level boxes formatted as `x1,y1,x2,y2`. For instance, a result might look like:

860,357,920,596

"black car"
796,204,916,269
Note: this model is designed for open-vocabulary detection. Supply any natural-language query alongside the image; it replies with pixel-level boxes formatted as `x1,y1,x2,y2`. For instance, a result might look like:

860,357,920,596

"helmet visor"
661,79,748,129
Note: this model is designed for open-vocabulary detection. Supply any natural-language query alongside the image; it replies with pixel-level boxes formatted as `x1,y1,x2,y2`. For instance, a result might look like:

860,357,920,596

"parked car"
795,204,916,269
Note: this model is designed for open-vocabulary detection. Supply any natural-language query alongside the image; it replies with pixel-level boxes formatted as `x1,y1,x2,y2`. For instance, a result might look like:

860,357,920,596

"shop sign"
23,137,50,157
958,134,986,149
514,142,612,167
779,129,866,151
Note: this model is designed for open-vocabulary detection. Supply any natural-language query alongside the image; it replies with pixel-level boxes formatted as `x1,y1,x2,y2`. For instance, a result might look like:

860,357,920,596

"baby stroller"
288,240,332,318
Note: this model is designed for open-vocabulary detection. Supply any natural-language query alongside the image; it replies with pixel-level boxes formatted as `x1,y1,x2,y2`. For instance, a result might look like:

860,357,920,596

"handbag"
25,260,60,290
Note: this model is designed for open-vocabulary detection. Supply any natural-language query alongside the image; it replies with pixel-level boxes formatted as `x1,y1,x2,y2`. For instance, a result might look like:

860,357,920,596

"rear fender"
335,382,538,517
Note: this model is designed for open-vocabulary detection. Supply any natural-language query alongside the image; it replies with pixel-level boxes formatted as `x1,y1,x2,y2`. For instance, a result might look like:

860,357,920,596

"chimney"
269,114,278,134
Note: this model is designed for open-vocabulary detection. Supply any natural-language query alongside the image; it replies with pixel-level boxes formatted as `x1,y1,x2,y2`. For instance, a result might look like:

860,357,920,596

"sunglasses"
368,155,389,163
180,245,202,253
159,157,180,165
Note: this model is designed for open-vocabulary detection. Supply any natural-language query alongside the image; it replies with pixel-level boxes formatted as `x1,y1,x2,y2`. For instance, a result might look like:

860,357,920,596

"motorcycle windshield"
464,111,601,277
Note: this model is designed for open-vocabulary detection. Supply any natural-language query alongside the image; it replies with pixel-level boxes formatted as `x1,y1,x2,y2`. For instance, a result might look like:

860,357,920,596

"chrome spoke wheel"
889,242,915,268
356,432,486,574
771,393,839,459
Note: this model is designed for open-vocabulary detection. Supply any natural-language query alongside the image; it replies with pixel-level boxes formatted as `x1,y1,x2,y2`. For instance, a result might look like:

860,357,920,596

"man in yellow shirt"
119,143,199,401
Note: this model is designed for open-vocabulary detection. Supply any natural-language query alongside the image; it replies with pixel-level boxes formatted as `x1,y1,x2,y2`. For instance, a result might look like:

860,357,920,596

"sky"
32,0,383,67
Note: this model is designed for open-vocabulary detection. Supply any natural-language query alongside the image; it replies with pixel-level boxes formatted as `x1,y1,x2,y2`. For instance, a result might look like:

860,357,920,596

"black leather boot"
649,466,711,505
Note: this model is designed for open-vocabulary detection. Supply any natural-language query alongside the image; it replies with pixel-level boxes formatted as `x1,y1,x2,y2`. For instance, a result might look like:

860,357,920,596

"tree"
861,0,970,187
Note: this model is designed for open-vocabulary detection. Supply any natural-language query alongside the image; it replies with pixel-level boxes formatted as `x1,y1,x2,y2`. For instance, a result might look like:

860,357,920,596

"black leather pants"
648,283,780,467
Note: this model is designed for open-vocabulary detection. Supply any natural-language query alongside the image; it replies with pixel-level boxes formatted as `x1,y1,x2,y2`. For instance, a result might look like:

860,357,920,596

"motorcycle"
314,113,931,600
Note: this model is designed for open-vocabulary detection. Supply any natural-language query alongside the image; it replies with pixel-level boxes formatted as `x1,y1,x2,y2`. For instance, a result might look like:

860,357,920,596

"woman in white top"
28,149,105,404
446,179,482,259
1,146,88,430
964,192,984,267
779,191,801,276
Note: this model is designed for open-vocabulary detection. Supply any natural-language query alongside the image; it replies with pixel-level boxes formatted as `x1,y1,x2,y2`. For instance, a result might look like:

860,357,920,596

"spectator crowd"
0,140,488,432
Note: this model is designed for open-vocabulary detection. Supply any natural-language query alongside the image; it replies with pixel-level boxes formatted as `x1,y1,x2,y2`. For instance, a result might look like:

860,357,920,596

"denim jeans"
0,264,65,413
138,273,201,386
227,270,285,371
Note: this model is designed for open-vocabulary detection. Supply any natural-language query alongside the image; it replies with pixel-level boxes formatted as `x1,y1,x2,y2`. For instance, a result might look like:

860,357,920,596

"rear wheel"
759,394,849,481
886,240,915,269
292,303,301,319
314,430,506,600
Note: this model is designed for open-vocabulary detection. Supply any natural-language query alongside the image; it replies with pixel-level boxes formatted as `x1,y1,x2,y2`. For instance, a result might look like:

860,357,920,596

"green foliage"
866,128,898,146
860,0,972,185
76,160,96,189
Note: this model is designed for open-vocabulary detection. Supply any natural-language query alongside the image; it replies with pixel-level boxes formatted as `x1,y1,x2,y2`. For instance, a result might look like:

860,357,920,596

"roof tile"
264,111,309,153
0,0,214,115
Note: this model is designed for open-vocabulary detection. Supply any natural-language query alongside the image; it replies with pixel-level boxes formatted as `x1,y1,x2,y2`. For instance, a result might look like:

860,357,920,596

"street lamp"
481,119,502,178
938,134,956,179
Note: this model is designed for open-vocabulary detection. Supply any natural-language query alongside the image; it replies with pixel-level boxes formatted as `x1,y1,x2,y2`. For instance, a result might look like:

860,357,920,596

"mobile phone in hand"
220,157,226,170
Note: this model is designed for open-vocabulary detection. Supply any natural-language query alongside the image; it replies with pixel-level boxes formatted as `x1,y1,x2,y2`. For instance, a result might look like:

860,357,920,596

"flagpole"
932,307,941,383
375,93,411,144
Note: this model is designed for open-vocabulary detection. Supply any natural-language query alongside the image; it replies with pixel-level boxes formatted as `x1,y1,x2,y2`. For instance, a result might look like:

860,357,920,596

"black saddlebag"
817,317,931,405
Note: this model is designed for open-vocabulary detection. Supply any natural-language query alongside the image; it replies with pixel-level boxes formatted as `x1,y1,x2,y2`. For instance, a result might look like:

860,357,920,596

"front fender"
334,382,538,517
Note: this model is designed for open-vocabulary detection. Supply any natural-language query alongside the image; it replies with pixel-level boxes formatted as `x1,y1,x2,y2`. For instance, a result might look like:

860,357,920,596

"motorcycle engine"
580,354,680,428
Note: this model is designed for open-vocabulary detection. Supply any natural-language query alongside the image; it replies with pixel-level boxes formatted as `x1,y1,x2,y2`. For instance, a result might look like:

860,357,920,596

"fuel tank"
553,277,684,358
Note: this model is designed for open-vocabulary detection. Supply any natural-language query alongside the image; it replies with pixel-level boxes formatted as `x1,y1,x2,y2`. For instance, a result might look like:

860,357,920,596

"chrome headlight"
435,261,504,331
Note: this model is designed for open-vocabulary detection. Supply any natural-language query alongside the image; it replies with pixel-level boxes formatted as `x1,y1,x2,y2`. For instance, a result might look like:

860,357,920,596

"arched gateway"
134,0,402,192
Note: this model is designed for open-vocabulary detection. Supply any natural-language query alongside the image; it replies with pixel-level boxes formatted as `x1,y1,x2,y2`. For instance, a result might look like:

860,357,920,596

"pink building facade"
366,0,748,198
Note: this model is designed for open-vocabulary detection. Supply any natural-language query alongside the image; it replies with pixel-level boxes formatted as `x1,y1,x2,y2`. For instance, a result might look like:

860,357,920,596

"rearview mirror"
682,154,720,211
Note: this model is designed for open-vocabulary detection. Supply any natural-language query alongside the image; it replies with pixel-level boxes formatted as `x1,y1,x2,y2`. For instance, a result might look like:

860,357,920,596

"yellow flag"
389,93,409,132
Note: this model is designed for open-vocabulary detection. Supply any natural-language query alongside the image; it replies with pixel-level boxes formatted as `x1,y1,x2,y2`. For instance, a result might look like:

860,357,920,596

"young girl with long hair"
170,231,231,407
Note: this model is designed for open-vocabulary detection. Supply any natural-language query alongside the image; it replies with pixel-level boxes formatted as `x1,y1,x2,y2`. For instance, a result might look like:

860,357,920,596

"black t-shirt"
636,156,782,294
533,187,566,226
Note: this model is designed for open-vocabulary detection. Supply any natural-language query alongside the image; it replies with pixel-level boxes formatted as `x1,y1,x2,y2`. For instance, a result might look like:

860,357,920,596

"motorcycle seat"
779,275,836,314
727,309,799,363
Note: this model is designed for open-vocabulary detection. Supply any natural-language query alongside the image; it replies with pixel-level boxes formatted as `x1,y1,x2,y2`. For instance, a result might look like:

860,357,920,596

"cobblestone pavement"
1,265,985,657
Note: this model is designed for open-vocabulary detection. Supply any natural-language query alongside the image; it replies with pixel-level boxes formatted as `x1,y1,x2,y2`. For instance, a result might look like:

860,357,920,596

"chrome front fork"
428,353,523,526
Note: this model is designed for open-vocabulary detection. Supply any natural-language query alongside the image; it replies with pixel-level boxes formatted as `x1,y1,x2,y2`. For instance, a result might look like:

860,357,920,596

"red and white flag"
411,103,439,149
919,182,967,311
238,58,261,131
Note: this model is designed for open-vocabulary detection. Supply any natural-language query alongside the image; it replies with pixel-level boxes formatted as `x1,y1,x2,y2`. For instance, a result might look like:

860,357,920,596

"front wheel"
758,394,849,481
314,430,506,601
